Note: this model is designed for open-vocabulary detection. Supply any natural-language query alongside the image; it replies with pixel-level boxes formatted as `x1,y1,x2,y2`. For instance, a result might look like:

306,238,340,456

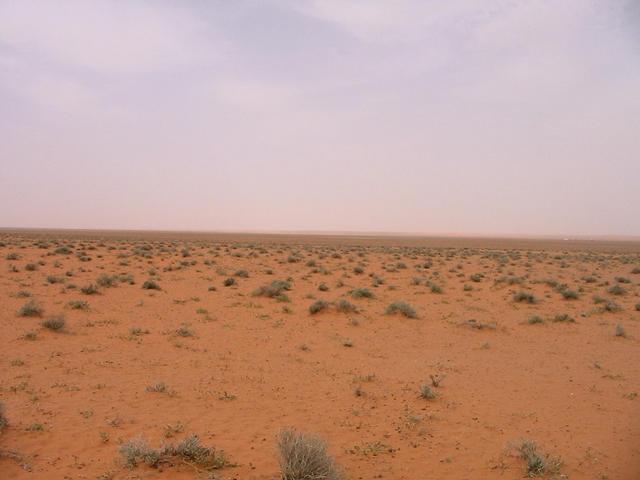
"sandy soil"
1,231,639,479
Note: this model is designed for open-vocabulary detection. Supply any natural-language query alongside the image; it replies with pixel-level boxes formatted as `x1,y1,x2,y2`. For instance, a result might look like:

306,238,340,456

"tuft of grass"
552,313,575,323
42,315,65,331
18,299,43,317
514,439,562,477
46,275,63,284
142,280,161,290
68,299,89,310
277,428,342,480
96,274,117,288
0,403,7,430
561,289,579,300
309,300,330,315
351,288,374,299
336,299,357,313
175,326,194,337
513,291,537,304
146,382,168,393
164,434,228,470
470,273,483,282
527,315,544,325
419,384,437,400
385,301,417,318
253,280,291,299
607,284,626,296
615,324,627,338
81,284,99,295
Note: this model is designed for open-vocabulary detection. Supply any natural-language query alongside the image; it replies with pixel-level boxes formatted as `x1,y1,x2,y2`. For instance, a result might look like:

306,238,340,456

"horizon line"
1,226,640,242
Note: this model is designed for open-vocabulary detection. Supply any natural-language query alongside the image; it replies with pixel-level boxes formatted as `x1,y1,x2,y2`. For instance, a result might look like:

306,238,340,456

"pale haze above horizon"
1,1,639,236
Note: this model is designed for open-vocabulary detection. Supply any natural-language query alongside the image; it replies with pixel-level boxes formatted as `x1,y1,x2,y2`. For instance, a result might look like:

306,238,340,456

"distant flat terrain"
2,228,640,252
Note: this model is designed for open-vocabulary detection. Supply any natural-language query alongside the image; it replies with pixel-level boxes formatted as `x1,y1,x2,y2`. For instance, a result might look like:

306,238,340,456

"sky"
0,0,639,236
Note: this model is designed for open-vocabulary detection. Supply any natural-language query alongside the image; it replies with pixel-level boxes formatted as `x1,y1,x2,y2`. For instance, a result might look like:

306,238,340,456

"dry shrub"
277,428,342,480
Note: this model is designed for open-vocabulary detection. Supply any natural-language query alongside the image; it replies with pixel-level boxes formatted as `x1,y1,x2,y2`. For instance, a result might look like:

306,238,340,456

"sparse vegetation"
513,291,536,304
277,428,342,480
385,301,417,318
18,299,43,317
513,439,562,477
309,300,329,314
119,434,228,471
42,315,65,331
142,279,161,290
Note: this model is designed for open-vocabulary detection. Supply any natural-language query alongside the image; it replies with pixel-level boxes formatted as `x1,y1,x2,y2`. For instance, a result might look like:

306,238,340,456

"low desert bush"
615,324,627,338
552,313,574,323
96,274,117,287
142,280,161,290
276,428,342,480
513,291,536,304
309,300,329,315
419,384,436,400
513,439,562,477
81,284,99,295
351,288,374,299
527,315,544,325
0,403,7,430
336,300,357,313
253,280,291,299
385,301,417,318
68,300,89,310
18,300,43,317
42,315,65,331
608,284,626,296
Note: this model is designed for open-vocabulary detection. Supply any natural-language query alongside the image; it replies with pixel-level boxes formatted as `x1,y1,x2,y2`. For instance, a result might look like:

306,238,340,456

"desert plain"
0,230,639,479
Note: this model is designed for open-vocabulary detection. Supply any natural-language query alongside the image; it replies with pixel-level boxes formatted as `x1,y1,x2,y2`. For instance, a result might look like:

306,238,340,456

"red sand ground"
1,231,639,479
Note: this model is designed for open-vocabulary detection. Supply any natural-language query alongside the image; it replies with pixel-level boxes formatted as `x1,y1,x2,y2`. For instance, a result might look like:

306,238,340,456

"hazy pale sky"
1,1,639,235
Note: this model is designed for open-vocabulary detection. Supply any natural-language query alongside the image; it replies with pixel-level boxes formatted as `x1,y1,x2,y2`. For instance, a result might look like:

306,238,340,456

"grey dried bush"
309,300,329,315
142,279,160,290
335,300,357,313
81,283,99,295
18,299,43,317
277,428,342,480
253,280,291,300
351,288,374,299
513,291,536,304
0,403,7,430
385,301,417,318
42,315,65,331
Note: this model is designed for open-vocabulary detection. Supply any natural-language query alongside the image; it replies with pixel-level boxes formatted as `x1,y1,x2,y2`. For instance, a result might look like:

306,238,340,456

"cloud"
0,0,221,74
